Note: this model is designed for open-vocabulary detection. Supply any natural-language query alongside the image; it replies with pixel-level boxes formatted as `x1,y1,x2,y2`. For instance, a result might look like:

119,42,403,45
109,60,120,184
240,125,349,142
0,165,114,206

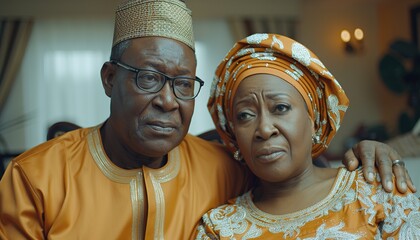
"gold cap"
112,0,195,50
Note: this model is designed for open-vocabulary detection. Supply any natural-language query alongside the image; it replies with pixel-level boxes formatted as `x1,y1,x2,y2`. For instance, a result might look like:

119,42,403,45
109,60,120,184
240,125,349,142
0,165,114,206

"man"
0,0,415,239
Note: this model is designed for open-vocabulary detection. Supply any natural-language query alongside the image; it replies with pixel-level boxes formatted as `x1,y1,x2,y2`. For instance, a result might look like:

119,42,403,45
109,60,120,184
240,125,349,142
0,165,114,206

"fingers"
392,163,407,193
344,140,416,194
352,140,377,183
405,168,417,193
374,142,395,192
342,147,360,171
387,148,410,194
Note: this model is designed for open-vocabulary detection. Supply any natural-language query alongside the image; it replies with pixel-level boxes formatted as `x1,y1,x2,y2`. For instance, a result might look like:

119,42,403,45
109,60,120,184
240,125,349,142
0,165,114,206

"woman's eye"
237,112,253,120
276,104,291,112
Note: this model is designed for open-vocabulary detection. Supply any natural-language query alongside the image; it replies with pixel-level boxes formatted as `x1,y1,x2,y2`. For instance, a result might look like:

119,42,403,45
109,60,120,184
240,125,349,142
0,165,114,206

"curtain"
0,18,33,177
0,18,33,115
16,19,113,149
229,17,298,41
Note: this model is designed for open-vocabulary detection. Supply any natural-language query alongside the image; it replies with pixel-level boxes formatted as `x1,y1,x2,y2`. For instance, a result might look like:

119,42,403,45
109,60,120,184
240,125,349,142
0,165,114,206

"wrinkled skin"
232,74,339,213
232,74,314,184
100,37,196,169
232,74,416,194
344,140,416,193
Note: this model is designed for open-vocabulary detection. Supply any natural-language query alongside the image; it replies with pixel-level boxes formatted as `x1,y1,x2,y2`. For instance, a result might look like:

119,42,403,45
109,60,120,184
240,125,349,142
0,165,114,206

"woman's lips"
256,148,286,163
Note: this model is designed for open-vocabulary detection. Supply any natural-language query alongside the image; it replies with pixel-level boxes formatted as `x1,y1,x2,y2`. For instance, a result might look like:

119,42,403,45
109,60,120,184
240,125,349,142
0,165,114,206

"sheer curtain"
189,20,236,135
18,19,113,149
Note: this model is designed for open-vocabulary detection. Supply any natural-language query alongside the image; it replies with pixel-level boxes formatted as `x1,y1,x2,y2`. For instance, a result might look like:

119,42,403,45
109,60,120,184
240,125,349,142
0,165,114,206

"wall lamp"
340,28,364,54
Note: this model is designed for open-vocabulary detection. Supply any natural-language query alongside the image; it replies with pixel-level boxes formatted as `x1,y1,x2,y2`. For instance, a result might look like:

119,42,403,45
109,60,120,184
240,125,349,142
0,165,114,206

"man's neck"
99,122,167,169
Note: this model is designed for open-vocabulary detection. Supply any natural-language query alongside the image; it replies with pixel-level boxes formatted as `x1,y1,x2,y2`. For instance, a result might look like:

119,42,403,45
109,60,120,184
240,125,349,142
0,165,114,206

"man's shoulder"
12,127,93,167
181,134,232,159
183,134,228,151
179,134,247,173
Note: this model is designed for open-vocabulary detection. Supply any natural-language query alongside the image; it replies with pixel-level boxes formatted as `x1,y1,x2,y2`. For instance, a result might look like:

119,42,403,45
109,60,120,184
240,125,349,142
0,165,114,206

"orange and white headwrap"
207,33,349,158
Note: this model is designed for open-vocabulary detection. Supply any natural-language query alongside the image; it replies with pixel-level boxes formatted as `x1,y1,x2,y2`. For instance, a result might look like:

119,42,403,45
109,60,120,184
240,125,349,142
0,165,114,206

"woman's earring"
312,135,320,144
234,150,243,161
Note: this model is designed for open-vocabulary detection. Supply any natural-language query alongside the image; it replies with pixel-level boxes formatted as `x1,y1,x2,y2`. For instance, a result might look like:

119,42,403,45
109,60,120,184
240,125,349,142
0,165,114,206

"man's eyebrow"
141,61,193,76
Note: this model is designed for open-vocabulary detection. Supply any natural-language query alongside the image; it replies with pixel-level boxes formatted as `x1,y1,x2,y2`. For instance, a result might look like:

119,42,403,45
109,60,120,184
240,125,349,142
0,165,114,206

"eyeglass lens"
136,70,200,99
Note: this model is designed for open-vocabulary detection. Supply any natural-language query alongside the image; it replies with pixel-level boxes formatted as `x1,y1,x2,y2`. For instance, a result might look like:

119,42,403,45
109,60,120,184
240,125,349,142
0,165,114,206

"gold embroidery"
130,172,146,240
149,147,181,182
88,125,146,239
148,147,181,239
130,179,139,240
88,125,139,183
204,168,420,238
243,169,356,228
88,125,181,239
204,168,358,238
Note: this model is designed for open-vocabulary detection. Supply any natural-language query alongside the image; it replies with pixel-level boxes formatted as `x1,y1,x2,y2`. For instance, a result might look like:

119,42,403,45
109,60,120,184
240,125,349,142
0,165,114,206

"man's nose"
152,81,179,111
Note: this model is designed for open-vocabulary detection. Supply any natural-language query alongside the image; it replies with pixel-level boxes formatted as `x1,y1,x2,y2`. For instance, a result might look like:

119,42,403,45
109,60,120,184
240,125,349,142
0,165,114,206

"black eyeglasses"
110,60,204,100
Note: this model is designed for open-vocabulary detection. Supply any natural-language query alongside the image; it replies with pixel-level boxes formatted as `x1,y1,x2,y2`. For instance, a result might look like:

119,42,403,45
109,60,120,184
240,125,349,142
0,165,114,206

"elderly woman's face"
232,74,314,183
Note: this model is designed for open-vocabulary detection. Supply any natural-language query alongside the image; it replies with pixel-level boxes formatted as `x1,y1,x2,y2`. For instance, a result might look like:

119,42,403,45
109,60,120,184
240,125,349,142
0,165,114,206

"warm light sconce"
340,28,364,54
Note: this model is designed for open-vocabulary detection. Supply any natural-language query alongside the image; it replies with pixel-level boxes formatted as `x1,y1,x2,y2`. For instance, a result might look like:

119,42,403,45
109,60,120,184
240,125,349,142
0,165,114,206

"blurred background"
0,0,419,175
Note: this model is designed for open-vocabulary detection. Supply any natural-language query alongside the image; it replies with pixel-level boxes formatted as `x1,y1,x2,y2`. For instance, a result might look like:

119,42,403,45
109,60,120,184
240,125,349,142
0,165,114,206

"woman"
195,33,420,239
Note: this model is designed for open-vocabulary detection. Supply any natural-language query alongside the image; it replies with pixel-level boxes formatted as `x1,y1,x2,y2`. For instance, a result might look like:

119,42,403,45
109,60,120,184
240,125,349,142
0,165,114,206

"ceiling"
0,0,300,19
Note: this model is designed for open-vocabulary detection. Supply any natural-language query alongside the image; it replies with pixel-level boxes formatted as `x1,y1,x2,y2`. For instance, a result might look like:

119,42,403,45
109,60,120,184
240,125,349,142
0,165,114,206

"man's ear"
101,62,115,97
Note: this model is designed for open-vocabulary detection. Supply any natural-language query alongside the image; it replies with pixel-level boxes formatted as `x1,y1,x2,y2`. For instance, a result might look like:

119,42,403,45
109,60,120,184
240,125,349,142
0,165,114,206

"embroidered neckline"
239,168,356,228
87,125,180,183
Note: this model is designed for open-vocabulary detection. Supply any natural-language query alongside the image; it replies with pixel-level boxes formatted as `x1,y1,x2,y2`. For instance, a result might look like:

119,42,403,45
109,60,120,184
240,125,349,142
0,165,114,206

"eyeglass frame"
110,60,204,100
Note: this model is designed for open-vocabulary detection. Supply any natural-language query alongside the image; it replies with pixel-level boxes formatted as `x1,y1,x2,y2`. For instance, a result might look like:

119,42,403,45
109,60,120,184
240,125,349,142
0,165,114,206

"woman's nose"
255,115,279,140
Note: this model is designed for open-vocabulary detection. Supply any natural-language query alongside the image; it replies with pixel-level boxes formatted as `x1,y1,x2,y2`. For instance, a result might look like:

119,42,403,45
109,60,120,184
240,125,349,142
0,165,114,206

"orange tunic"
196,168,420,239
0,126,250,239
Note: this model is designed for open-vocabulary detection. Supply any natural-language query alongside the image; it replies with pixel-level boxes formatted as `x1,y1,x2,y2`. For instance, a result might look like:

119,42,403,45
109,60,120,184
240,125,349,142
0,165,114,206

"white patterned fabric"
196,168,420,239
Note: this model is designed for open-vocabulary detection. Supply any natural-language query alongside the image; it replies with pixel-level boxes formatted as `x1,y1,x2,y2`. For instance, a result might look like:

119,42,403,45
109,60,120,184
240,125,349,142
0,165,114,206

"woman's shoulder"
195,193,248,239
202,192,248,220
344,167,419,205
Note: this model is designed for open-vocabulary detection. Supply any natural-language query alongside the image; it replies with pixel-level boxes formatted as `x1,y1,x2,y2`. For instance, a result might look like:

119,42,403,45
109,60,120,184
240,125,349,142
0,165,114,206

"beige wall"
298,0,382,154
297,0,419,154
0,0,298,18
377,0,420,136
0,0,118,18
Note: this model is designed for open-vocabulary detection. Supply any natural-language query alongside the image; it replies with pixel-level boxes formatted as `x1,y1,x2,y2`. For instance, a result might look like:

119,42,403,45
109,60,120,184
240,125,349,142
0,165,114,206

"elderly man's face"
103,37,196,165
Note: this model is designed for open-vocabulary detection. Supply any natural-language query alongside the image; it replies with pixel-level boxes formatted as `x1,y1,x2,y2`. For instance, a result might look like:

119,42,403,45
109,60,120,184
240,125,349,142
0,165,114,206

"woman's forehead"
237,74,300,94
234,74,306,106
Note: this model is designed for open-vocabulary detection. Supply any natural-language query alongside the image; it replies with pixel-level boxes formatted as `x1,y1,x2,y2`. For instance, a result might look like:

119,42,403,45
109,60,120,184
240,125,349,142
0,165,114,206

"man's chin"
146,124,177,136
139,136,184,154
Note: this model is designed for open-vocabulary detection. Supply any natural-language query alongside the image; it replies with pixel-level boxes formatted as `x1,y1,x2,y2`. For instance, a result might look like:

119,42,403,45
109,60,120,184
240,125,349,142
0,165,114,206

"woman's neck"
252,166,338,215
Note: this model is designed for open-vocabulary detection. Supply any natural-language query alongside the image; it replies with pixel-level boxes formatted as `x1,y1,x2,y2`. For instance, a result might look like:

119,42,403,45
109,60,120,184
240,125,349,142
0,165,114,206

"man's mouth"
147,121,177,134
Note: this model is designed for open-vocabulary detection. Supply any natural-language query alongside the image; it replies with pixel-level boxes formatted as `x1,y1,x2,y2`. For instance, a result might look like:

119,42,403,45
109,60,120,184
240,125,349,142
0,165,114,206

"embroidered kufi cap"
112,0,195,50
